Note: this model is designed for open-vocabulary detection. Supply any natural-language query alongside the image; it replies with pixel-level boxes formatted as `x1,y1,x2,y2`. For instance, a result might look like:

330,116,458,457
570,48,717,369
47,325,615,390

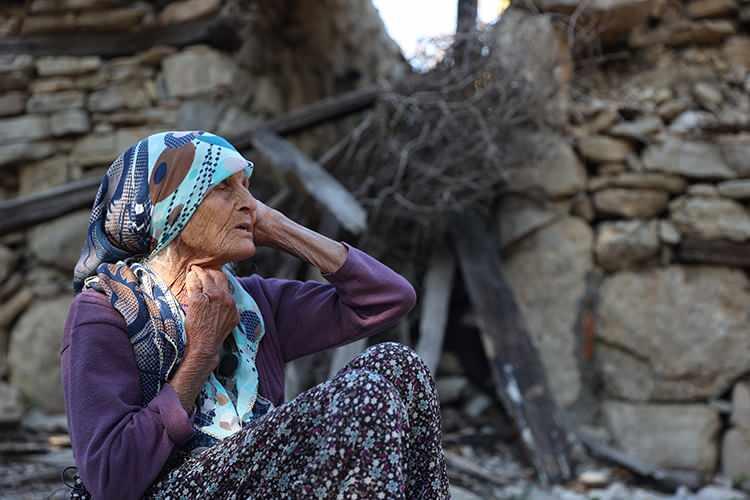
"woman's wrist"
169,352,215,412
264,214,347,274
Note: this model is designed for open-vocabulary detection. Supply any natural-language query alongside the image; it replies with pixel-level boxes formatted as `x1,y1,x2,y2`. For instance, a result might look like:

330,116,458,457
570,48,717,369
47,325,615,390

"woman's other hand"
183,265,240,368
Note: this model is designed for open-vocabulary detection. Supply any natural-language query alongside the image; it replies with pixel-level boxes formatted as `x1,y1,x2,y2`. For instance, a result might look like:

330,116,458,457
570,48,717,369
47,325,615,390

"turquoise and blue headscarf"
73,131,271,452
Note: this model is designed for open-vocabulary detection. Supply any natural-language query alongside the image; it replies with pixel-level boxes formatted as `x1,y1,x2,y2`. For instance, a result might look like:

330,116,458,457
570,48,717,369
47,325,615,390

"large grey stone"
0,141,56,167
70,132,117,168
9,295,73,413
70,127,156,168
0,115,51,145
598,266,750,400
26,90,85,113
603,401,720,472
721,428,750,482
643,137,735,179
718,134,750,177
0,91,27,117
50,109,90,136
577,135,633,163
669,110,718,134
595,220,659,271
28,210,89,271
18,156,70,195
0,54,34,74
497,195,563,248
593,188,670,218
687,0,738,19
36,56,101,77
609,116,664,141
504,217,592,407
158,0,221,24
670,195,750,241
587,172,686,194
87,82,151,112
718,179,750,199
162,45,239,98
505,133,587,198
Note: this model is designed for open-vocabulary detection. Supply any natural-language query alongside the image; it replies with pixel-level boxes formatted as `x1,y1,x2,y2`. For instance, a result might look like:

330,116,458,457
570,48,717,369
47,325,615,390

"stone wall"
501,0,750,481
0,0,403,417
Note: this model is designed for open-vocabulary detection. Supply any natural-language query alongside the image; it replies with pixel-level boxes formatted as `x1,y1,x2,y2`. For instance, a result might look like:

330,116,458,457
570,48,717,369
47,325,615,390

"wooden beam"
0,16,242,56
677,238,750,268
0,86,380,236
229,86,380,149
450,210,573,484
251,129,367,234
0,177,100,234
416,244,456,374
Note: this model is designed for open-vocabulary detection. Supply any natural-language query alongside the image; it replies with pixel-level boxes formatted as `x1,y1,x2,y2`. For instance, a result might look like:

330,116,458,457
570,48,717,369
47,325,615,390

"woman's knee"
334,369,407,421
365,342,434,384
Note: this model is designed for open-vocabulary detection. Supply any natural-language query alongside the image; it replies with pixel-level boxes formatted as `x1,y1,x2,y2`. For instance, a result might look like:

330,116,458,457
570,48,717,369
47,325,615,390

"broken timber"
251,129,367,234
449,210,572,484
416,245,456,374
0,86,381,236
0,178,101,235
0,16,242,56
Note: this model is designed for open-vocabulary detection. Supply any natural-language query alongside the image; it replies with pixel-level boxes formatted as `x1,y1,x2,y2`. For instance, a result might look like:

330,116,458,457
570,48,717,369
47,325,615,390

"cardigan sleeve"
246,243,417,362
60,291,195,500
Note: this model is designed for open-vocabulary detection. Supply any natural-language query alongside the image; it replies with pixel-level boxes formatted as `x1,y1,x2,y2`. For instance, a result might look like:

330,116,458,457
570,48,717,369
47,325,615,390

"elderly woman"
60,131,449,499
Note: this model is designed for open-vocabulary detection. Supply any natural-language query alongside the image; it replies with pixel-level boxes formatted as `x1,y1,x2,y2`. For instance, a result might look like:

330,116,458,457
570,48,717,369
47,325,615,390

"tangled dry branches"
323,12,567,256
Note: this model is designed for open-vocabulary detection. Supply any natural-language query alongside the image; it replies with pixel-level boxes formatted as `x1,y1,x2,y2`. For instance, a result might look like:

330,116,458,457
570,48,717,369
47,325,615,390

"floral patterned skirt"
143,342,450,499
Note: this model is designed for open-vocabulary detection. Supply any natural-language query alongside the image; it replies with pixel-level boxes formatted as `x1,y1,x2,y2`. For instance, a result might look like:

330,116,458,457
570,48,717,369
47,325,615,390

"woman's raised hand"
183,265,240,369
251,198,281,248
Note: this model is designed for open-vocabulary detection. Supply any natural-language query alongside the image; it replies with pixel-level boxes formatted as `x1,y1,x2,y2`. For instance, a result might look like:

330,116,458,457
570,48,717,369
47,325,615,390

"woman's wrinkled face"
176,171,257,265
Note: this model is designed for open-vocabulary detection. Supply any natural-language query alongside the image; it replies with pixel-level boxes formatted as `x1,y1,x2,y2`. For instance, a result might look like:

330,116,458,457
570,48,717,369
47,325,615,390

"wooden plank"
0,16,242,56
229,86,380,149
449,210,572,484
677,238,750,268
0,177,100,234
416,244,456,374
0,87,380,236
251,129,367,234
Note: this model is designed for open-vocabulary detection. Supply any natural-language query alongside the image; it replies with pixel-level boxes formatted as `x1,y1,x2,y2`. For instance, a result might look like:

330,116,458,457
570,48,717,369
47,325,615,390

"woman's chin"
235,240,257,260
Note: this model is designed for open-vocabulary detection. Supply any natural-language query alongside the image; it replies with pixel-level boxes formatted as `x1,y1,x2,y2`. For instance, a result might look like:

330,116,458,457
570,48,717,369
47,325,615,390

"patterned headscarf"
73,131,271,452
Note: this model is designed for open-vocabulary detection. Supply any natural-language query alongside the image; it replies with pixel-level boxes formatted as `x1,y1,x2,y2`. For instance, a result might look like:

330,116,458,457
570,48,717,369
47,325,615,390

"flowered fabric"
143,342,450,499
71,130,267,449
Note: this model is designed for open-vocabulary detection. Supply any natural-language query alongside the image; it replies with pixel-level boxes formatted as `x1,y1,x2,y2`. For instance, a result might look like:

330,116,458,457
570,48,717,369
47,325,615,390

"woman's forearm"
265,213,348,275
167,353,216,413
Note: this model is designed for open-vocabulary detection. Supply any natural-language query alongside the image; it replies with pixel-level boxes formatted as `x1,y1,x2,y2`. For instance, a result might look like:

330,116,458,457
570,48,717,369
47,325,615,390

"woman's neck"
146,245,221,304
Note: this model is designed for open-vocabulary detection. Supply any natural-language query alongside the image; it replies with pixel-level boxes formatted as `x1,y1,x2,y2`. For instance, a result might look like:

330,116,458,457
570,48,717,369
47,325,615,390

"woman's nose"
237,188,255,215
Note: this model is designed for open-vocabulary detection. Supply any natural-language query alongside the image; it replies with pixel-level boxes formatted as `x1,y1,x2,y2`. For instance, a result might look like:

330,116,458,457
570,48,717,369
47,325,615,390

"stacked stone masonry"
503,0,750,482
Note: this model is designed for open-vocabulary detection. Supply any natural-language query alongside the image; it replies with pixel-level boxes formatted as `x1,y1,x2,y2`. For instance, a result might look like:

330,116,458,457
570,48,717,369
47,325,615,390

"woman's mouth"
235,223,252,233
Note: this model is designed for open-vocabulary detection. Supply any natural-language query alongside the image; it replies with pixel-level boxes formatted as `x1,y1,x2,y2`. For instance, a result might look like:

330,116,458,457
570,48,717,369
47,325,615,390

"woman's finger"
185,268,202,296
191,266,216,297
